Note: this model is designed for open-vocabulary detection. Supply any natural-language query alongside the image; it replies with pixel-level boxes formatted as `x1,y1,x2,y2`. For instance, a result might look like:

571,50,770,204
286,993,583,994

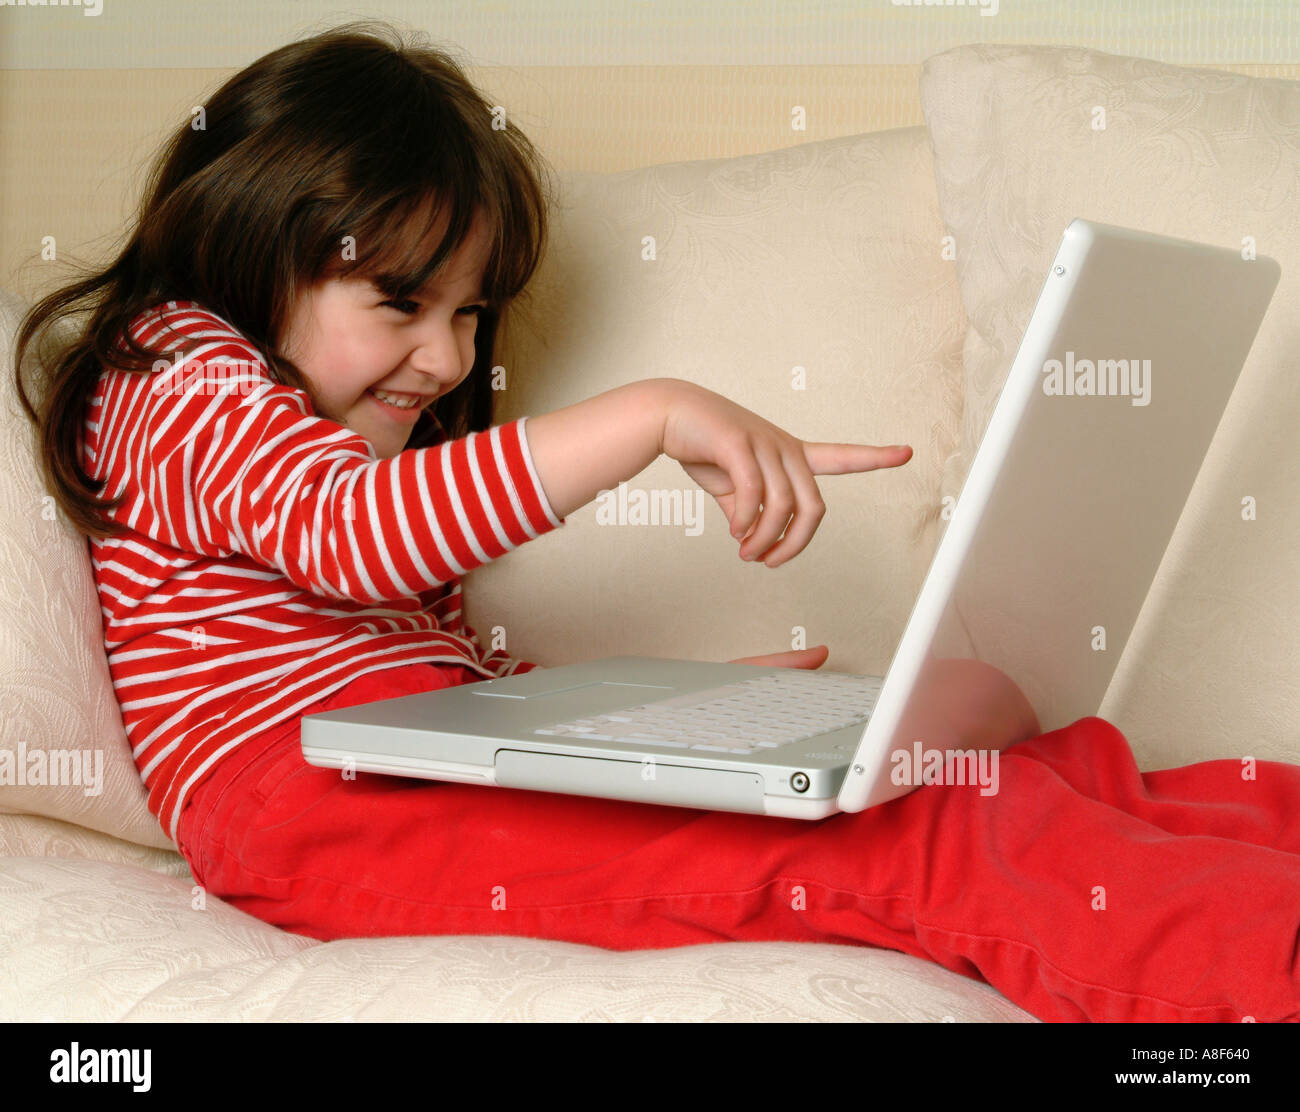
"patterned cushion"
470,123,965,685
0,288,171,847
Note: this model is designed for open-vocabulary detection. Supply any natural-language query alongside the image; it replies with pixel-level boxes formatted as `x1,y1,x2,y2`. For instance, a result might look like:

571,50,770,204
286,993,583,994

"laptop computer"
301,219,1280,819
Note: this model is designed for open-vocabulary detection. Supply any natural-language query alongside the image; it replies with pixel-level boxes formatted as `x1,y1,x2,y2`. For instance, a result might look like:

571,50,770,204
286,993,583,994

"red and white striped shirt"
82,300,565,845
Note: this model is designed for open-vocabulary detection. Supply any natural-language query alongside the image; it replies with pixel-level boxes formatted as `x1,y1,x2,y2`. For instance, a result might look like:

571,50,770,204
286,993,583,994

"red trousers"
175,661,1300,1022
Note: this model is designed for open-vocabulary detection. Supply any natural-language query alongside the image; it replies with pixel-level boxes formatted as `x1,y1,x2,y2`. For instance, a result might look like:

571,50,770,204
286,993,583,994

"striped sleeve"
117,310,564,604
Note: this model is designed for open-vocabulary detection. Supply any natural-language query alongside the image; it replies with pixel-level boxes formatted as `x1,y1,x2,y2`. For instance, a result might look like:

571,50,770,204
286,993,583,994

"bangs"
313,155,543,310
345,191,487,304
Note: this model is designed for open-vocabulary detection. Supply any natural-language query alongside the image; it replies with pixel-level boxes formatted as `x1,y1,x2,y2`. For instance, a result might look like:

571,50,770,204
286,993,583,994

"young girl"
15,21,1300,1024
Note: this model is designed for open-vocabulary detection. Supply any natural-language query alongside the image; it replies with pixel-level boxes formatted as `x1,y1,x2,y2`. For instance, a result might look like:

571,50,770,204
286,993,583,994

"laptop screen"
840,220,1280,812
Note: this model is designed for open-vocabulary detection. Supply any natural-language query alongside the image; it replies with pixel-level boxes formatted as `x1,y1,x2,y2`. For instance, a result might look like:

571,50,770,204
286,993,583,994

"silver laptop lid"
838,219,1280,813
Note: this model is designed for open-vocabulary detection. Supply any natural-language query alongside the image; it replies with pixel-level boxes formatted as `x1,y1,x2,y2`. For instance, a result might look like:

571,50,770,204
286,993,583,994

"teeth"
372,390,423,409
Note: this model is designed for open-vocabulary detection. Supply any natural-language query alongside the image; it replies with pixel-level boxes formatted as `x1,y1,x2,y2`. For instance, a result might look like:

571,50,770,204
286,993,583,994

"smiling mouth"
368,388,433,411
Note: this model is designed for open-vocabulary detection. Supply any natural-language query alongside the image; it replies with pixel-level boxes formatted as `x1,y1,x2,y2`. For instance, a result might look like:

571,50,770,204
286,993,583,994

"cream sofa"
2,44,1297,1022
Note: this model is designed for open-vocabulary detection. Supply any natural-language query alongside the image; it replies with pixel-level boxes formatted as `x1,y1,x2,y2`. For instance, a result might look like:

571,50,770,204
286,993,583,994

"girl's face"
281,210,492,459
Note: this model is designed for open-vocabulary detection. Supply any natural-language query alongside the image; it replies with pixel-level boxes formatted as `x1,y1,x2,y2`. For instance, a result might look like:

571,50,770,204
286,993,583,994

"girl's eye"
379,300,485,317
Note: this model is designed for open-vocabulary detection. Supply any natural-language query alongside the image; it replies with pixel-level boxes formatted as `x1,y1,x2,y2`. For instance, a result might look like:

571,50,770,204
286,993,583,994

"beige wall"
3,0,1298,67
3,1,1298,298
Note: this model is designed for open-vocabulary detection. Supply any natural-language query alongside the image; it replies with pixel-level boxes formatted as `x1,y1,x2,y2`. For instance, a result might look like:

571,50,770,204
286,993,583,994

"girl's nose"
409,332,465,385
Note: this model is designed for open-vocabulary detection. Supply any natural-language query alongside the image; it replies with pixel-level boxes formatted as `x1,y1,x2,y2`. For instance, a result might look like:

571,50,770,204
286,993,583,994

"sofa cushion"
0,289,173,848
470,123,965,680
919,45,1300,768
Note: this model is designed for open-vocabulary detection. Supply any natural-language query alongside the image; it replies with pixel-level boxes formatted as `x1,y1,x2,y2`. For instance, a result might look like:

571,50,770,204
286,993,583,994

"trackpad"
473,677,673,701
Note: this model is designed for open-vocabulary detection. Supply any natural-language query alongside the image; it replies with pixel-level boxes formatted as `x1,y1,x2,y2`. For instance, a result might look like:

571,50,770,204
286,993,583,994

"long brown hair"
13,19,555,540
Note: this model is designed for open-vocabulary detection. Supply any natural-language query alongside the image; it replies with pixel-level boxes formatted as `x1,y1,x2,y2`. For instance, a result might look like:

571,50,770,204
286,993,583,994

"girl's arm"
523,379,672,520
526,376,912,569
104,305,563,607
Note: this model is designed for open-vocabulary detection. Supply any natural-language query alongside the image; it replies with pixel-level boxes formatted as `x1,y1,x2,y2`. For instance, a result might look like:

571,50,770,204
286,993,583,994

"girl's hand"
728,645,829,669
658,379,912,567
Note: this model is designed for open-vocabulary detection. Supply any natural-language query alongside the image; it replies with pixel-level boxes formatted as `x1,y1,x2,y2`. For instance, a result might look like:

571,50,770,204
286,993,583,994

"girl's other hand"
657,379,912,568
728,645,829,669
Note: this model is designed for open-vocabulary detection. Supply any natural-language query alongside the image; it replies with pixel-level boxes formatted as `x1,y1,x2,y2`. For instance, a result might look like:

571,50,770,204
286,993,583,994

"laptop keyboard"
532,671,882,754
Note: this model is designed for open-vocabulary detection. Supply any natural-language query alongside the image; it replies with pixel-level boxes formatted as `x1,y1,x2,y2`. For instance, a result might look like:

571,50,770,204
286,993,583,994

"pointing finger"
803,443,912,476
